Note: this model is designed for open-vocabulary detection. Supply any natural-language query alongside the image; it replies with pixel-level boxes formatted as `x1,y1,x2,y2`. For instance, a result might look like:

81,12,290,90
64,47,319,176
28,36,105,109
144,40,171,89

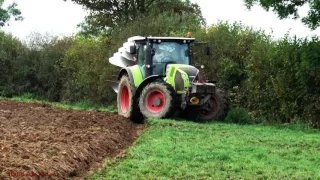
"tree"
0,0,23,27
65,0,205,37
244,0,320,30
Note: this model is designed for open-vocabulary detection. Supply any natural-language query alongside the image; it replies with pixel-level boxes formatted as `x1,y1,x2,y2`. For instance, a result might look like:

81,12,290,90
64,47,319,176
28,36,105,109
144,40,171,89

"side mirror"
205,46,211,56
195,64,205,69
129,45,136,54
151,48,156,56
125,42,136,54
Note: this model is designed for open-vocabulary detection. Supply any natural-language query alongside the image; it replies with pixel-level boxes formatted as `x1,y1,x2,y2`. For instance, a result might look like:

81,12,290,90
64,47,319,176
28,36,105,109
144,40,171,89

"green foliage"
190,21,271,87
91,119,320,179
225,108,254,125
25,32,74,101
68,0,204,37
0,31,74,101
67,0,161,28
244,0,320,30
0,0,23,27
217,57,245,88
240,34,320,127
61,36,117,105
109,11,202,40
0,31,28,96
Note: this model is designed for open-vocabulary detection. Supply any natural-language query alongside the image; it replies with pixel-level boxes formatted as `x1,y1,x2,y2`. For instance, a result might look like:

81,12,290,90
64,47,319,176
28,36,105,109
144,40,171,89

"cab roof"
128,36,195,43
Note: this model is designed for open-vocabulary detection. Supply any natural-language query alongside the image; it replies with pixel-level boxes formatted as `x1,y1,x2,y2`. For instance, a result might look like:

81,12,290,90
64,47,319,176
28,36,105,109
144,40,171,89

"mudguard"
134,75,162,99
108,65,144,94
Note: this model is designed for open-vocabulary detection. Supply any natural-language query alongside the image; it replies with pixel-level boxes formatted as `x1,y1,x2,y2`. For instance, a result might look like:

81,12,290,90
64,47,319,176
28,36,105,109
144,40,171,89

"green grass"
91,119,320,180
0,94,117,112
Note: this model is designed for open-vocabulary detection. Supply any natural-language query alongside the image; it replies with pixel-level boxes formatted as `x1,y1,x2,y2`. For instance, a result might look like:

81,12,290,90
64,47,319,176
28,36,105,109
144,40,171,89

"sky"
2,0,87,40
2,0,319,40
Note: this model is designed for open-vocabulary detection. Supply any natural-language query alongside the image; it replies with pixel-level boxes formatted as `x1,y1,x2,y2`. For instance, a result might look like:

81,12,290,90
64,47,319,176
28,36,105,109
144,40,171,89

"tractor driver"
153,43,182,64
153,43,170,63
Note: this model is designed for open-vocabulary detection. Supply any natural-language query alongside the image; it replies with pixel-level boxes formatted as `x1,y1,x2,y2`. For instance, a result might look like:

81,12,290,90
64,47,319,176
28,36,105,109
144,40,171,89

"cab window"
137,44,146,77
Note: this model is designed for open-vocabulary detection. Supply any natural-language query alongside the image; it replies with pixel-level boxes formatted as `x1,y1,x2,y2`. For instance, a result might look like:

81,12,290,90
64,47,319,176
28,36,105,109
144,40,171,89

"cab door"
137,43,147,79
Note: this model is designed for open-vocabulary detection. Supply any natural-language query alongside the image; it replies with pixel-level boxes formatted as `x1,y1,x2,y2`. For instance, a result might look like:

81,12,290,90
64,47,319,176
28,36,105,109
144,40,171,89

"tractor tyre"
182,89,229,123
117,75,144,123
139,82,177,119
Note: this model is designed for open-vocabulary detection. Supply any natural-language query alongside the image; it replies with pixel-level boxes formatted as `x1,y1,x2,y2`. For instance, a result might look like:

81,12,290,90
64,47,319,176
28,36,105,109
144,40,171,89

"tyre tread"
139,82,177,119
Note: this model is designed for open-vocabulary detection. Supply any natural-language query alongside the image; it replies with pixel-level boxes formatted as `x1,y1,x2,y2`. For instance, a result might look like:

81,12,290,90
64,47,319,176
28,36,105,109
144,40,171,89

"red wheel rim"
120,85,130,113
145,90,166,113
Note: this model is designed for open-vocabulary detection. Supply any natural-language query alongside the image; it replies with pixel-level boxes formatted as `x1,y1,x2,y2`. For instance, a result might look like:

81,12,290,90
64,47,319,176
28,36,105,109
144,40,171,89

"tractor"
108,33,229,123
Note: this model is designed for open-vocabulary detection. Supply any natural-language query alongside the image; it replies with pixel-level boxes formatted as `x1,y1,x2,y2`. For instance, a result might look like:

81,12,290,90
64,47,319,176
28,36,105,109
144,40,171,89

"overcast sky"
2,0,319,40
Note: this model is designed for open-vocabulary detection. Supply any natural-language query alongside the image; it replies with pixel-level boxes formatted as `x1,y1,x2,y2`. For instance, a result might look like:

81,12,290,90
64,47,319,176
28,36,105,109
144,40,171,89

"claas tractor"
108,33,229,123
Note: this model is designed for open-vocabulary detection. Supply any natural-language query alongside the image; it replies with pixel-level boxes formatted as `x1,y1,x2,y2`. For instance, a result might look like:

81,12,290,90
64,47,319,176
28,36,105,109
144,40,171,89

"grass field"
91,119,320,179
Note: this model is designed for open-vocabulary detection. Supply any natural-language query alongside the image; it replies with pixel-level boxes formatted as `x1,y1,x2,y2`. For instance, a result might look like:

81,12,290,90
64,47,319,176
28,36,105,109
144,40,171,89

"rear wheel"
182,89,229,122
117,75,144,123
139,82,176,119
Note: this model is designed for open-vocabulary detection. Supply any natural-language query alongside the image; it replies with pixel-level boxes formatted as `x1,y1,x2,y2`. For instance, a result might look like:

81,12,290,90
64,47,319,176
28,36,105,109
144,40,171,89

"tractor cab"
133,37,195,79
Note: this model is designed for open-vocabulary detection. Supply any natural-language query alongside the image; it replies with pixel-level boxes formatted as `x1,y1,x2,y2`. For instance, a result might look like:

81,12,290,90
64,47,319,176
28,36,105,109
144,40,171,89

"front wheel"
139,82,177,119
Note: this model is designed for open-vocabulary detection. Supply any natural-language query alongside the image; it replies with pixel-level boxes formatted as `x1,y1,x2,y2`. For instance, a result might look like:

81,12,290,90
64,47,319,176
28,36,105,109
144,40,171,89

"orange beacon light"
187,32,192,38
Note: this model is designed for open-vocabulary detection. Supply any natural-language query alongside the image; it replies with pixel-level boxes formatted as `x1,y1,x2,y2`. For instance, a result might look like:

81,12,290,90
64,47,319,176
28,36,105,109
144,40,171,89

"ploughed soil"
0,99,145,180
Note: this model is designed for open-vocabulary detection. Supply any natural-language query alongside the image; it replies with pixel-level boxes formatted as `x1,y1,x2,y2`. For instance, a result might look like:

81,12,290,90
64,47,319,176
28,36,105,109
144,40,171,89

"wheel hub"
145,90,166,113
154,98,162,107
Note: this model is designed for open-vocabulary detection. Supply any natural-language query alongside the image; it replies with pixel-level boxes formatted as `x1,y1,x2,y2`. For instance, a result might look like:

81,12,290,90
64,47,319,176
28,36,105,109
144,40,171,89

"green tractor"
108,34,229,123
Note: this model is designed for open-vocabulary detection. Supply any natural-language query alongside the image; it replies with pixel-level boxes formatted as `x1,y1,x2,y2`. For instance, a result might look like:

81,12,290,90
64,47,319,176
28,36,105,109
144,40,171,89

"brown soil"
0,99,145,180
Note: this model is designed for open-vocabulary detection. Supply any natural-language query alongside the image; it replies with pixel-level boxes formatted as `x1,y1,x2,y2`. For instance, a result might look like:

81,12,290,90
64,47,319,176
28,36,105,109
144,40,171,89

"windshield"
152,42,190,65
